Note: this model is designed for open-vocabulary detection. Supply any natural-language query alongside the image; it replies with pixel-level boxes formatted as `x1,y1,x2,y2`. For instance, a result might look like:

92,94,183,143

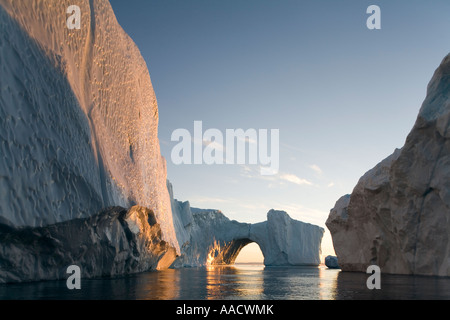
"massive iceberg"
169,182,324,267
0,0,326,283
0,0,178,251
326,54,450,277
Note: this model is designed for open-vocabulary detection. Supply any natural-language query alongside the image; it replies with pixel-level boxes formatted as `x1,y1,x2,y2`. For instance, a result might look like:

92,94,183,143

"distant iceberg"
169,182,324,267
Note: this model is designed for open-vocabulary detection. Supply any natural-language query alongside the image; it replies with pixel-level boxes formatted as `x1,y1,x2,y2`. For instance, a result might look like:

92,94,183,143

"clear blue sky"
109,0,450,261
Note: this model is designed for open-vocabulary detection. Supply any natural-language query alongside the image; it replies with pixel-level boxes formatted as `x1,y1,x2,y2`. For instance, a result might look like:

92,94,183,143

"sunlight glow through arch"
234,242,264,264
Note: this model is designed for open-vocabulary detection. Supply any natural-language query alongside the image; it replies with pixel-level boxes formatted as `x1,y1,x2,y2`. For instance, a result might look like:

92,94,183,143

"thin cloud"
237,135,258,145
240,165,314,187
191,136,226,152
309,164,323,175
273,202,328,227
280,142,305,153
279,174,313,186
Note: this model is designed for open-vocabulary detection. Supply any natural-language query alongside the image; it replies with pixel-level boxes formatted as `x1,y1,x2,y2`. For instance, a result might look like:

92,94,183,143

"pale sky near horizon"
109,0,450,262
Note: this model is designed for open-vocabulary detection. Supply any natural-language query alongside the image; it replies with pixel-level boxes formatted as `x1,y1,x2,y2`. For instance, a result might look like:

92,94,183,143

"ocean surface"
1,264,449,300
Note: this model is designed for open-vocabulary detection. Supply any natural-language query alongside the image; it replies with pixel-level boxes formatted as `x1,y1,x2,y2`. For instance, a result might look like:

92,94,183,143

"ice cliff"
0,206,176,283
326,54,450,276
169,182,324,267
0,0,178,252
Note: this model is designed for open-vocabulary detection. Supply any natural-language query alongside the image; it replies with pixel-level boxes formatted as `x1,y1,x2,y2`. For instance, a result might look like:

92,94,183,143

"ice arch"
234,242,264,264
207,238,254,265
169,182,325,267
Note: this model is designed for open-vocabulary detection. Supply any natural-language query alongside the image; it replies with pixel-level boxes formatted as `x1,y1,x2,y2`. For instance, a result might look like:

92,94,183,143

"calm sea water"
0,264,449,300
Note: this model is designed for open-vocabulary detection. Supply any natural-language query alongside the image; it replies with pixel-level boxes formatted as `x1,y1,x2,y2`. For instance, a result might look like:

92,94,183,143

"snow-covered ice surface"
0,0,178,252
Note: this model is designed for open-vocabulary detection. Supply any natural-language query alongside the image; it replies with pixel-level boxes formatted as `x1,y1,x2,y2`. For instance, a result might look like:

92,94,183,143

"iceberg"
0,0,326,282
326,54,450,276
0,0,178,252
0,206,176,283
169,182,324,267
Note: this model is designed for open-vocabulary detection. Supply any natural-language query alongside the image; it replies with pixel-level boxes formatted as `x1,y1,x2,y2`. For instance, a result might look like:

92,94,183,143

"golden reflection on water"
130,264,341,300
318,265,339,300
206,264,265,300
134,268,181,300
2,264,450,299
133,264,340,300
